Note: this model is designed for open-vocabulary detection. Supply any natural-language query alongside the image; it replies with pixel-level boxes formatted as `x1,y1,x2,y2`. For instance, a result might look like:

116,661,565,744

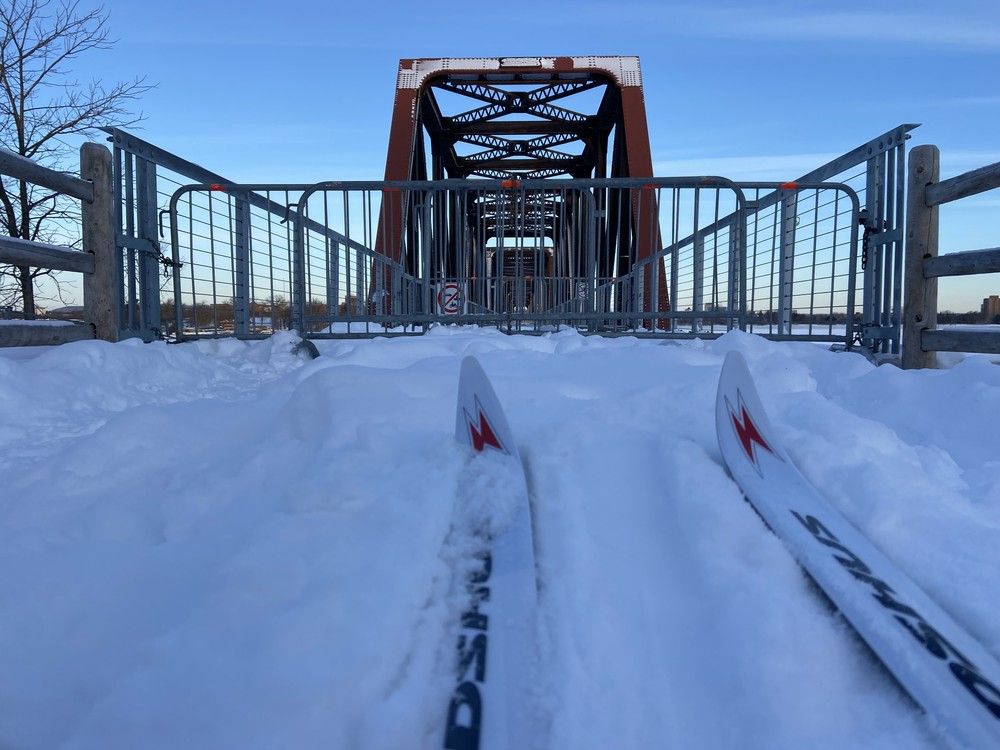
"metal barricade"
543,178,748,335
739,182,860,343
292,180,598,335
164,177,861,344
165,184,318,339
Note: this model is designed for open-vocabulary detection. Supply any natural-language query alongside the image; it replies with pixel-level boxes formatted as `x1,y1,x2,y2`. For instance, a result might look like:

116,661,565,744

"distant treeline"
938,310,1000,325
749,310,1000,325
153,298,1000,333
159,296,364,333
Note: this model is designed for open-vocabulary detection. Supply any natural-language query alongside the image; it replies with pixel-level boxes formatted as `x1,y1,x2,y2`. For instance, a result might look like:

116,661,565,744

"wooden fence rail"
902,145,1000,368
0,142,116,346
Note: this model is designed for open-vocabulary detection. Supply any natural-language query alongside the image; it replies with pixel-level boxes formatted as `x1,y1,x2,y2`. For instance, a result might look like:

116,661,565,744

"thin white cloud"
717,10,1000,49
562,3,1000,50
936,96,1000,107
652,149,1000,181
653,152,840,180
938,151,1000,177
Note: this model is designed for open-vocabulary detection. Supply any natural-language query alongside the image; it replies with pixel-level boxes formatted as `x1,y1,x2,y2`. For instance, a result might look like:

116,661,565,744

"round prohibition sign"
437,282,465,315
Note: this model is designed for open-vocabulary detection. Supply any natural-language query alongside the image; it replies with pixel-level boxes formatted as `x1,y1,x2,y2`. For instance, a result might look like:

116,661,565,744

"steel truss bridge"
103,56,914,357
379,57,666,308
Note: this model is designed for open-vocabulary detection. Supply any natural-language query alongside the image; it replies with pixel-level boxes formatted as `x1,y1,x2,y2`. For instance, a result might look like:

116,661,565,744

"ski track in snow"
1,327,996,748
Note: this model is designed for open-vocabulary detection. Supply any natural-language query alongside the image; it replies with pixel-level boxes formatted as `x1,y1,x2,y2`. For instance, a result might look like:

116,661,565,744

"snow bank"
2,326,996,748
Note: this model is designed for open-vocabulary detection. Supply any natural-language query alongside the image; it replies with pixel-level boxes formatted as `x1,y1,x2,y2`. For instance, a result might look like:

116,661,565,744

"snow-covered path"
1,329,998,748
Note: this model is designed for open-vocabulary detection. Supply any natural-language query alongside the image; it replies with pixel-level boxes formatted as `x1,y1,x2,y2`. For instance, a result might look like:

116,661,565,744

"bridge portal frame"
377,56,667,315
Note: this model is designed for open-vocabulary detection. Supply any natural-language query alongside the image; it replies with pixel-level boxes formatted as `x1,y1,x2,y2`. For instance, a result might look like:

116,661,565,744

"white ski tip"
716,350,789,477
455,356,519,460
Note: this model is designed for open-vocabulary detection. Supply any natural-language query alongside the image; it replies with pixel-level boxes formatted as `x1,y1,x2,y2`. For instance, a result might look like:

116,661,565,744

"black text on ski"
444,551,492,750
792,511,1000,720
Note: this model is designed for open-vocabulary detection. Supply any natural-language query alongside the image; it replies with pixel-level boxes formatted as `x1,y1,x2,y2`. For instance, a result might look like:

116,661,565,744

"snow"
1,327,997,749
0,318,75,326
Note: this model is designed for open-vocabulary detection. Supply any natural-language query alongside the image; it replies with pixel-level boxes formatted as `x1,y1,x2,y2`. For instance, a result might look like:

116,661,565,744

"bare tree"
0,0,150,317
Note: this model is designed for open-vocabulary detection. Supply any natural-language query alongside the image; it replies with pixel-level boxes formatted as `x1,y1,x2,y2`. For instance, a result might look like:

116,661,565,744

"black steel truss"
419,72,619,182
407,72,624,248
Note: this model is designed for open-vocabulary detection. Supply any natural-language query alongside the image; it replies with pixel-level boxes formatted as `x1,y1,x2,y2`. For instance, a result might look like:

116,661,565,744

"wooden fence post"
902,145,940,369
81,142,118,342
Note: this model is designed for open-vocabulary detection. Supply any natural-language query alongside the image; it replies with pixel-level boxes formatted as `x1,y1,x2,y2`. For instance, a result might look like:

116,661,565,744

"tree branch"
0,0,152,315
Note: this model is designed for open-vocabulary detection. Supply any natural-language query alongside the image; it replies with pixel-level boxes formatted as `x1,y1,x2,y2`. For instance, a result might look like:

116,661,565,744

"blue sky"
77,0,998,311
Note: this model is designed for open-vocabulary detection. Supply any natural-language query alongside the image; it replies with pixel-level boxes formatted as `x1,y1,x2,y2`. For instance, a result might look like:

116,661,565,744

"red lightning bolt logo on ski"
465,397,506,454
726,391,777,472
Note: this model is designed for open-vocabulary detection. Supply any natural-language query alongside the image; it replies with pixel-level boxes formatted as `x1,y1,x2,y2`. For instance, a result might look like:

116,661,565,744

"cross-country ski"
445,356,538,749
716,349,1000,750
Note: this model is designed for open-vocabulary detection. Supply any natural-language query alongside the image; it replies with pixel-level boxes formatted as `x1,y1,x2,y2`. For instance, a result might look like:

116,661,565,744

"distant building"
983,295,1000,320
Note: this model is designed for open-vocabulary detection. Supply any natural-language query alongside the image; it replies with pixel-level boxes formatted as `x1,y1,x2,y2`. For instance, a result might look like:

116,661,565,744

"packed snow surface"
1,329,998,749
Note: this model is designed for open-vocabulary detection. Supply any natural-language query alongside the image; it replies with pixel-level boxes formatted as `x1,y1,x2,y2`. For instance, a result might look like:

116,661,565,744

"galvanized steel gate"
107,124,912,353
163,177,862,343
